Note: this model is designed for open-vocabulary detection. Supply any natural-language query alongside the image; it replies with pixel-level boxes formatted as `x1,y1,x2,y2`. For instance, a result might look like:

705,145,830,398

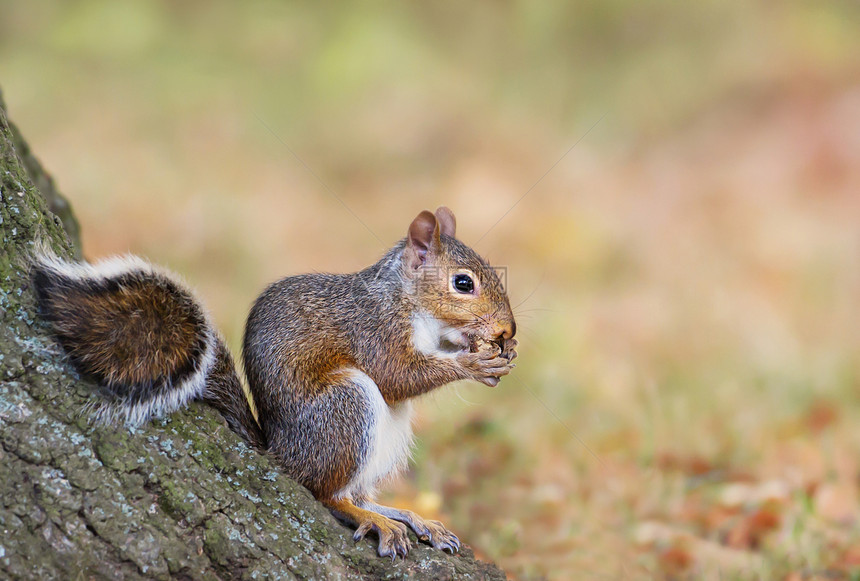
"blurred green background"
3,1,860,578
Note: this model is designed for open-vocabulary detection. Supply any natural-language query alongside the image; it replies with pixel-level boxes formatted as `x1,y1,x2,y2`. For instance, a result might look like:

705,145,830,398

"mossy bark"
0,88,507,580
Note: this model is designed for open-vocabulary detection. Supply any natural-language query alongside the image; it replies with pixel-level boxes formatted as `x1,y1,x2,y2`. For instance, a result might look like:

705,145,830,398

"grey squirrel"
31,207,518,559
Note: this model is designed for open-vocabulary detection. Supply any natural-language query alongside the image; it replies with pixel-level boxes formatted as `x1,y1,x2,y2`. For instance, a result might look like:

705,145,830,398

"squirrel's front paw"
354,515,411,559
457,345,514,387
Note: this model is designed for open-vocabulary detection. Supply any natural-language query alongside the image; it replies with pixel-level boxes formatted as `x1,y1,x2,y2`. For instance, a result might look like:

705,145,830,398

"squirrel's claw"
501,338,518,362
423,520,460,553
407,517,460,552
353,517,411,559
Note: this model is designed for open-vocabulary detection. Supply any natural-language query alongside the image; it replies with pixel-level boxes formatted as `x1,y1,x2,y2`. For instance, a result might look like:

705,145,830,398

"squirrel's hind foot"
418,518,460,553
353,515,411,560
357,501,460,554
324,498,411,559
404,515,460,553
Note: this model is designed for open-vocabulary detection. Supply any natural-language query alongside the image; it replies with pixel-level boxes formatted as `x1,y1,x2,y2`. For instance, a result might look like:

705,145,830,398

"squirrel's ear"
405,210,438,269
434,206,456,238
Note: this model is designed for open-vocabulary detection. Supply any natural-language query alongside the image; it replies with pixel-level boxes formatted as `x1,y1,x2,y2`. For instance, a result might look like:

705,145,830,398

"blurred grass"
3,1,860,578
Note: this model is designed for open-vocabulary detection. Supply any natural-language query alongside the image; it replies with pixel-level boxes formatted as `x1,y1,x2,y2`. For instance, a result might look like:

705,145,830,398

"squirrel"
30,206,518,559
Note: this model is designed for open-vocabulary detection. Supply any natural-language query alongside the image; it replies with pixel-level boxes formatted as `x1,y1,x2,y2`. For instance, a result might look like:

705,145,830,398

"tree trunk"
0,87,507,581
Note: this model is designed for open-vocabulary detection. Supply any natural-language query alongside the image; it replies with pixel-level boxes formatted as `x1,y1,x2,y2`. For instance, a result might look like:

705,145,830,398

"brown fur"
33,264,208,394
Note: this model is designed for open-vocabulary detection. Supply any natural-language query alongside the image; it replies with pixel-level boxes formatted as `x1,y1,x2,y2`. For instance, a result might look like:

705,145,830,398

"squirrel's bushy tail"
31,251,266,449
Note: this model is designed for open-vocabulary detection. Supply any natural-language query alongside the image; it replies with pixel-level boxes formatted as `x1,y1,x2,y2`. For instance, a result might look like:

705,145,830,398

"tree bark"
0,87,507,580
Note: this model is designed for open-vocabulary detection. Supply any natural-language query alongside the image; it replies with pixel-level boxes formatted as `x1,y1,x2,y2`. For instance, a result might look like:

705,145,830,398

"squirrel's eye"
452,274,474,294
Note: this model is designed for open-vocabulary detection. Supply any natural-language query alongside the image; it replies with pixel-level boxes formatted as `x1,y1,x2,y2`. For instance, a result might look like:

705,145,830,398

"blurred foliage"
3,1,860,578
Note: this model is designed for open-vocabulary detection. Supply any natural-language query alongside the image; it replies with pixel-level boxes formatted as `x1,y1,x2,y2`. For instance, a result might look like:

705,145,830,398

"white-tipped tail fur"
86,335,216,427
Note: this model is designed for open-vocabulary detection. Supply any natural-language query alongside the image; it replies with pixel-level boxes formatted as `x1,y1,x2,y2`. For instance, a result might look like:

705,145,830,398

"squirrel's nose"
500,321,516,340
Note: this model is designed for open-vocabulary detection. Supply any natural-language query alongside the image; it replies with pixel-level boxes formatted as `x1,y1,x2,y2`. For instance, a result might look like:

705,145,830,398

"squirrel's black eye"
452,274,474,294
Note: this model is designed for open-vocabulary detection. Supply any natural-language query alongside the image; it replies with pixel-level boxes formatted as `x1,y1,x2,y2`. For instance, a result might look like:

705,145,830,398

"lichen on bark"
0,88,507,580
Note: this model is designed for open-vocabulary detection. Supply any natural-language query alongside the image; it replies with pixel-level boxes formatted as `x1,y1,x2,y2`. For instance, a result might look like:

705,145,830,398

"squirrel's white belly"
336,369,414,500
